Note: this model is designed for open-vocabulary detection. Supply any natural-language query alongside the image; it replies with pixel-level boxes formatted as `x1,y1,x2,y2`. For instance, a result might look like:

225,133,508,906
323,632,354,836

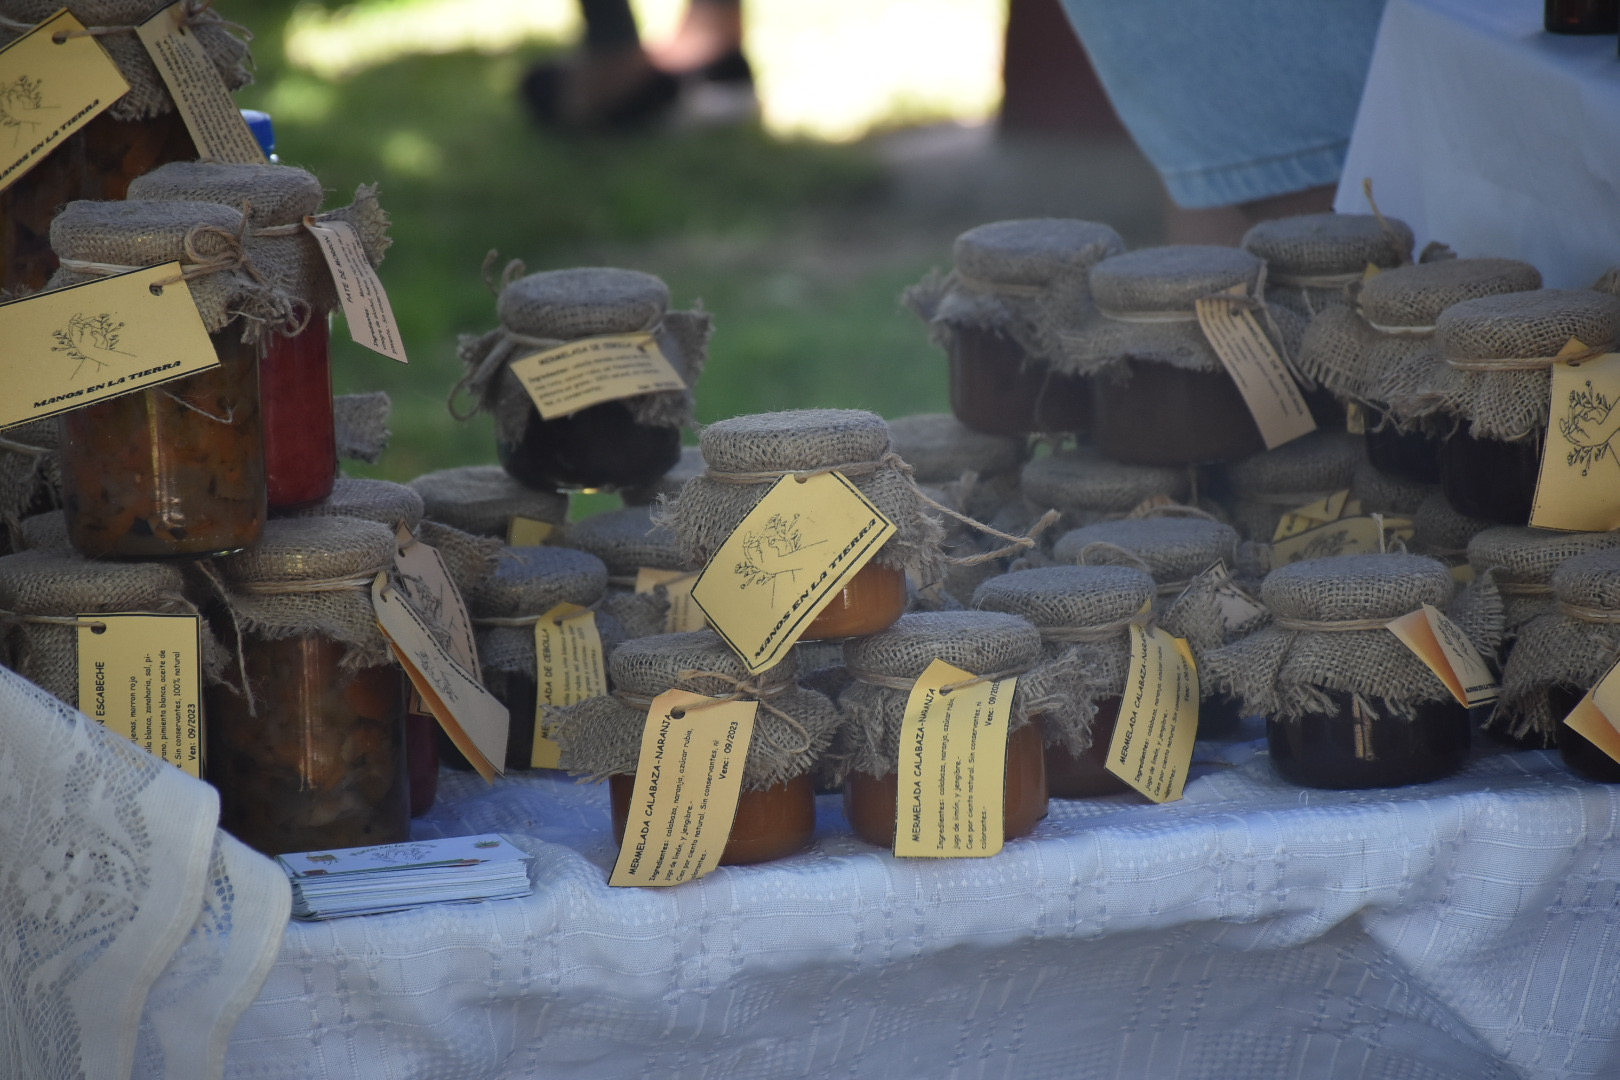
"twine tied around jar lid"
1557,601,1620,624
472,597,601,629
847,661,1032,696
611,668,812,755
57,214,264,293
1074,541,1196,597
1035,606,1155,644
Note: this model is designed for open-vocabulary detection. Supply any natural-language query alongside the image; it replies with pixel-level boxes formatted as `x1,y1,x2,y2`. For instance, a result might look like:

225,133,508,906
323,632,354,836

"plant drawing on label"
1559,379,1620,476
733,513,825,605
52,312,134,379
0,75,54,147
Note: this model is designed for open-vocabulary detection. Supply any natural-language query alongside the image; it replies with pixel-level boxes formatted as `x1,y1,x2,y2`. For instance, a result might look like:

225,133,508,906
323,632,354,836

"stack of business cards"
278,834,533,920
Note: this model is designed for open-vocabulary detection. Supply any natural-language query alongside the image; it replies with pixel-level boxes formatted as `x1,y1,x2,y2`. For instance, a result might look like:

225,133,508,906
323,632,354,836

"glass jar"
207,635,409,856
611,772,817,865
1546,0,1619,32
845,719,1048,846
801,561,907,641
1364,422,1444,484
406,708,440,817
1044,698,1130,798
498,399,683,492
1266,690,1471,789
262,316,337,510
1439,431,1541,524
1,111,194,296
948,327,1090,437
60,327,265,559
1091,361,1265,466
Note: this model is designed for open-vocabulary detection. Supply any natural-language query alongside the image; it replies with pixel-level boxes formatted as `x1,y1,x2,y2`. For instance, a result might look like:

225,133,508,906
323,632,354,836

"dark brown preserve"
1090,361,1265,465
949,326,1089,437
1364,424,1443,484
499,399,681,492
1550,684,1620,783
1045,697,1130,798
610,772,817,865
1266,689,1470,789
1439,431,1541,525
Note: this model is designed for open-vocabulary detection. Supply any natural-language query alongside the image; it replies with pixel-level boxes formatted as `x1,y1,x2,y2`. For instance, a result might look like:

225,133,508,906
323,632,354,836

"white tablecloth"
222,732,1620,1079
1334,0,1620,289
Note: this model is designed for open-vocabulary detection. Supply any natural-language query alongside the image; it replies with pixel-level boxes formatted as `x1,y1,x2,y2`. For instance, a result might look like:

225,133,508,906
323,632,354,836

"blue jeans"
1058,0,1388,208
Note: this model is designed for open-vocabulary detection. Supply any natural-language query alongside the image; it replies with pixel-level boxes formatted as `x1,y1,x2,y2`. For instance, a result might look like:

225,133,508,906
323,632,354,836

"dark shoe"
519,60,680,133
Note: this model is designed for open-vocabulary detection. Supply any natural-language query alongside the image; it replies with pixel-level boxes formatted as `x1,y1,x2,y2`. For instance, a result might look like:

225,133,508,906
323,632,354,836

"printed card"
77,612,203,777
1385,604,1500,708
1195,285,1315,450
135,2,263,164
0,10,130,193
1106,625,1199,803
508,332,685,420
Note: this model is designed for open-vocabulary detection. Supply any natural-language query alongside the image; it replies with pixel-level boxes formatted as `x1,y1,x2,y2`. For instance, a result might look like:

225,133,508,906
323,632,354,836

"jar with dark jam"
454,267,708,492
551,630,843,868
1205,553,1475,790
206,518,409,857
1363,421,1443,484
906,219,1124,438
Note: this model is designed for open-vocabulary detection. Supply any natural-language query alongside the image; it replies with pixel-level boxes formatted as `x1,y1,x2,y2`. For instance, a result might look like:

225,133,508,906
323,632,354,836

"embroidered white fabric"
0,666,289,1080
224,723,1620,1079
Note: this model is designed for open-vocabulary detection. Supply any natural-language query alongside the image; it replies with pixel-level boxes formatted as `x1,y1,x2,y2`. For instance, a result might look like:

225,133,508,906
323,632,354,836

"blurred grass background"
232,0,1158,513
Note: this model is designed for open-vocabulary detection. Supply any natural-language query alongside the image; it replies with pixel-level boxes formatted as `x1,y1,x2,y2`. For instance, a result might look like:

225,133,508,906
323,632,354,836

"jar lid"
1552,548,1620,610
221,517,395,585
953,219,1125,287
1241,213,1412,276
408,465,568,538
844,610,1040,680
556,506,690,576
1357,258,1541,329
1052,518,1239,584
467,545,605,618
1469,525,1620,585
971,565,1153,633
1221,431,1359,498
1021,449,1189,516
887,413,1025,483
1350,455,1433,516
285,478,424,534
1436,289,1620,360
0,548,185,613
1089,245,1262,315
1410,492,1493,557
498,267,669,339
698,408,890,474
127,161,322,228
609,628,794,696
51,198,242,266
621,445,705,506
1262,552,1453,621
18,510,68,553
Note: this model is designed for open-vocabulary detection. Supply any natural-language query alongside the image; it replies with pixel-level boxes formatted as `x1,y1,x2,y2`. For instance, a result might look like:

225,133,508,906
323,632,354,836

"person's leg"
523,0,676,129
646,0,744,74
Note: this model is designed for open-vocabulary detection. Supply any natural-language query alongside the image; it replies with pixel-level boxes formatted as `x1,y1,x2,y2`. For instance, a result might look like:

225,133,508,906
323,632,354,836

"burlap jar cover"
888,412,1026,523
0,1,250,122
466,545,615,686
0,548,225,706
1350,452,1434,517
552,629,841,791
413,520,503,607
332,391,392,465
17,508,67,552
903,218,1125,380
1240,212,1413,318
1464,526,1620,645
970,566,1150,757
1021,448,1191,529
1203,553,1461,722
1052,517,1240,598
1381,289,1620,445
1218,431,1361,541
1500,548,1620,739
1295,258,1542,426
452,264,711,451
408,465,568,540
284,478,424,533
621,444,704,507
1409,491,1493,563
836,610,1045,782
560,505,688,639
0,419,58,552
660,409,949,584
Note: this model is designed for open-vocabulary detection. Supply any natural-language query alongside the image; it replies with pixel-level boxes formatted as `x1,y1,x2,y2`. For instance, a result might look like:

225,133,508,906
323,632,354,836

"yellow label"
0,11,130,193
692,471,897,674
530,602,607,769
0,265,219,428
1106,626,1199,803
893,658,1013,858
1451,563,1477,584
372,573,508,781
134,3,263,165
1270,515,1409,566
635,566,706,633
1195,285,1316,451
509,332,686,420
1385,603,1500,708
1346,402,1368,435
1531,350,1620,532
609,689,755,887
394,524,478,673
1273,489,1352,542
1174,559,1267,636
303,219,406,363
1562,657,1620,764
77,613,203,778
506,516,555,547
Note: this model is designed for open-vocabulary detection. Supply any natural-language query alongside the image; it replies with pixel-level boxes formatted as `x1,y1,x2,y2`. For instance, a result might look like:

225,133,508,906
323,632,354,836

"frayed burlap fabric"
414,520,503,603
971,566,1152,756
284,478,424,533
552,629,840,791
0,419,58,552
1466,525,1620,645
17,509,67,552
621,445,704,507
561,505,688,638
1410,492,1493,562
409,465,568,540
1021,448,1190,528
1350,452,1433,517
332,391,392,464
1500,548,1620,740
903,219,1124,378
1218,431,1361,541
1053,517,1239,596
0,1,250,121
1241,212,1412,318
888,413,1025,525
467,545,607,682
0,548,226,706
1203,553,1461,722
837,611,1043,780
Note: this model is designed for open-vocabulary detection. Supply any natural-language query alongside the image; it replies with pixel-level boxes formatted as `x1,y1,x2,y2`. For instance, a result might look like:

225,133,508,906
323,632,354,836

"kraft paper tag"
1385,604,1499,708
635,567,706,633
1270,514,1412,566
393,523,478,674
372,573,507,781
893,658,1014,859
506,516,555,547
1564,657,1620,765
1346,402,1368,435
1195,285,1315,450
1530,347,1620,532
0,265,219,428
508,332,686,420
0,10,130,193
530,602,606,769
692,471,897,674
1106,624,1199,803
609,689,755,887
1273,489,1353,542
135,2,263,165
1175,560,1266,636
77,613,203,777
303,219,407,363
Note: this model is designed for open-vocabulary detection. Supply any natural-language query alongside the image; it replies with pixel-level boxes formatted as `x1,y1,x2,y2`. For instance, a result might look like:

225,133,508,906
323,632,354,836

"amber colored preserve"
610,772,817,865
799,561,907,641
